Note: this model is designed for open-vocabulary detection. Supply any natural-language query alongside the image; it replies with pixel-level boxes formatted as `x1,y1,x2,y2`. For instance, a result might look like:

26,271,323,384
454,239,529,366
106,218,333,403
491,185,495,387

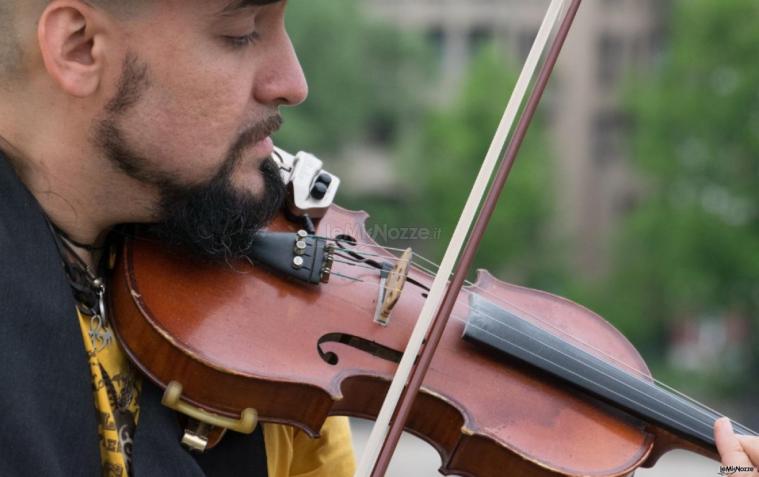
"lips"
250,136,274,158
239,115,281,159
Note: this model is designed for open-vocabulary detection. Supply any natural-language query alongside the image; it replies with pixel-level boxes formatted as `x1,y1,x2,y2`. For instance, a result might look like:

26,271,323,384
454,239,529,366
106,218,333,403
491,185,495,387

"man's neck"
0,132,131,255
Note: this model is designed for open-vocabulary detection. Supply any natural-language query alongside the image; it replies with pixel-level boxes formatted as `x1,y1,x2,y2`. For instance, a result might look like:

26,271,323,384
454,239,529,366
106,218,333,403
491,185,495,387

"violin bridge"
373,248,412,326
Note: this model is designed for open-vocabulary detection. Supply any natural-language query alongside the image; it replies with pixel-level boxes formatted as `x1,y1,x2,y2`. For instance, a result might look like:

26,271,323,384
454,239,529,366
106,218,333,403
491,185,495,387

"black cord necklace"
48,220,105,252
46,220,106,317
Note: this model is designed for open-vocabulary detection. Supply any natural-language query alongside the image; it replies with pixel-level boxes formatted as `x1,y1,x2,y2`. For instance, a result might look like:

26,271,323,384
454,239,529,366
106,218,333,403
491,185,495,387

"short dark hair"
0,2,23,78
0,1,143,80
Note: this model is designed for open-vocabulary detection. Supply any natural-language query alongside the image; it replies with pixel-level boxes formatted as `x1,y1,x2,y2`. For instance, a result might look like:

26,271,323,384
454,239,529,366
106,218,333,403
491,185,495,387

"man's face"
93,0,308,259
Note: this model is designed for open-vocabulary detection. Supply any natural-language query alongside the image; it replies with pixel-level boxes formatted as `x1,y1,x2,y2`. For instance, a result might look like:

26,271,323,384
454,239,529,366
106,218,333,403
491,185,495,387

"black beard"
94,53,286,262
146,157,286,261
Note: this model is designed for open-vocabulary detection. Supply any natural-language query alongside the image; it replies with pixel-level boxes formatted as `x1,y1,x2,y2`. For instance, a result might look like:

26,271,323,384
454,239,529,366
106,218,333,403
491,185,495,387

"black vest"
0,153,268,477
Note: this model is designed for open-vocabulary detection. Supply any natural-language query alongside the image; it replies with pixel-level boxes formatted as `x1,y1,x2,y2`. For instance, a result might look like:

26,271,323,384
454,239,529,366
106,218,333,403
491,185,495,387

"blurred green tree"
392,45,562,287
276,1,561,288
588,0,759,393
275,0,431,154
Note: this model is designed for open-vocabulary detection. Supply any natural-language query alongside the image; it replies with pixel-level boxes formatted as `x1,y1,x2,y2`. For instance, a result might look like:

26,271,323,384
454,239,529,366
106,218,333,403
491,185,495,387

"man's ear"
37,1,109,97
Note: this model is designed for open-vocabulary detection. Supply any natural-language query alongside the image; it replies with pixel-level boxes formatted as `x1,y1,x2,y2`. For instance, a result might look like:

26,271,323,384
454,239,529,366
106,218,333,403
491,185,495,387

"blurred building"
361,0,670,273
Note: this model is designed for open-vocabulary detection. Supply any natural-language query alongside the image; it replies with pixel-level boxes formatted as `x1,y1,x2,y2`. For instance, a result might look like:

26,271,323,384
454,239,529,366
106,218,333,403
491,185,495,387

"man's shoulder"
0,152,76,324
0,153,57,272
0,153,47,253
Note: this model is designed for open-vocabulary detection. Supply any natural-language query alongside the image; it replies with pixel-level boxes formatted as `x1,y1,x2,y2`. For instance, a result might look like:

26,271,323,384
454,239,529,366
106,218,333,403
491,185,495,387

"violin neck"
463,294,756,456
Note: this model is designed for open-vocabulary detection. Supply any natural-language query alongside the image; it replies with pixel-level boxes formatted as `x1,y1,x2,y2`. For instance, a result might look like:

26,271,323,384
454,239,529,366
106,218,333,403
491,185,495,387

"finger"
737,435,759,467
715,417,753,467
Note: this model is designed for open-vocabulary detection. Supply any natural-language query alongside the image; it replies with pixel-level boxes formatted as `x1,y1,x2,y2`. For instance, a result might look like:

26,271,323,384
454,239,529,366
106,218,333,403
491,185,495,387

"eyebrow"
220,0,283,15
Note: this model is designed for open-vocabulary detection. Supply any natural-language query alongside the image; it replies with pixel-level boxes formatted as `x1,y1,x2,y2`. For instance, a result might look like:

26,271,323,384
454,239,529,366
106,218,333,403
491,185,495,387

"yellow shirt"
78,309,355,476
263,418,356,477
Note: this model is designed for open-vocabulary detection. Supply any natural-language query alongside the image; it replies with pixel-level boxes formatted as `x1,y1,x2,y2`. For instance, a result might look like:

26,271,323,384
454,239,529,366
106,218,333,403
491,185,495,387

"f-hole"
318,333,403,366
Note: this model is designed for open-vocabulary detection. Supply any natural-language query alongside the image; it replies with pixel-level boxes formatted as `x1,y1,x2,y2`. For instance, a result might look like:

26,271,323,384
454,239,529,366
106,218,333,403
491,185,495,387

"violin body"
110,206,717,477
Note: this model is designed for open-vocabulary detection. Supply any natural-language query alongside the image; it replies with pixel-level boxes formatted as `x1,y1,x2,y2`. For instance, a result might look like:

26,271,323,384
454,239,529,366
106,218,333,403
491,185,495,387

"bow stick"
355,0,584,475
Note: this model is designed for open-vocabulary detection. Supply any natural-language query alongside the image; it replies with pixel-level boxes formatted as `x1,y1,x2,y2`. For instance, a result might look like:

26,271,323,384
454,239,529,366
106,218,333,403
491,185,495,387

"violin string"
333,241,668,386
325,237,749,433
313,235,413,254
456,301,750,436
452,305,749,437
322,273,727,442
439,286,749,434
334,242,653,384
451,282,734,425
337,249,404,259
364,249,664,391
328,271,366,283
331,257,386,272
315,233,754,434
324,252,757,438
453,284,757,435
455,318,718,442
459,306,751,437
447,302,746,435
450,287,756,434
379,270,757,434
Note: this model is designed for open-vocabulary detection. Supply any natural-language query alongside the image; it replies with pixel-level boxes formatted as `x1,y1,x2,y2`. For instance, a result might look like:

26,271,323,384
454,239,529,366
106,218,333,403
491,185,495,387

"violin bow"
355,0,584,475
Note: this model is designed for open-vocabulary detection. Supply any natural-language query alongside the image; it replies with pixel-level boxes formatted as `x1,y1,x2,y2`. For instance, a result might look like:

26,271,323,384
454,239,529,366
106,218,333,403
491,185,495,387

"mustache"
238,114,283,150
218,114,283,179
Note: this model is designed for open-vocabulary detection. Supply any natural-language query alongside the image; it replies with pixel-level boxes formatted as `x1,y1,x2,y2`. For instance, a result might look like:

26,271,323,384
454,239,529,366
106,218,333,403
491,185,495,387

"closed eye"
224,31,262,48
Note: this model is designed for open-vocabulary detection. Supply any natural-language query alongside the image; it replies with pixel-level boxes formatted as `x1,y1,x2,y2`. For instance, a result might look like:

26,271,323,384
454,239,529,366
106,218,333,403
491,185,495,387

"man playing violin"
1,1,756,477
0,0,354,476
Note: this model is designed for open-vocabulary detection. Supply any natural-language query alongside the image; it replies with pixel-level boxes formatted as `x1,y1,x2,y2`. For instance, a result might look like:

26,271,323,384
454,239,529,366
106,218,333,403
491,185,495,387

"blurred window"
597,32,626,88
426,26,447,67
367,114,396,147
592,111,630,165
468,25,494,56
649,27,668,67
602,0,625,7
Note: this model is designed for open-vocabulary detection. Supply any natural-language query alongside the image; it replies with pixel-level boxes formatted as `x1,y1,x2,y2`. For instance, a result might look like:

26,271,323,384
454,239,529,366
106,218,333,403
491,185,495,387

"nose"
254,31,309,107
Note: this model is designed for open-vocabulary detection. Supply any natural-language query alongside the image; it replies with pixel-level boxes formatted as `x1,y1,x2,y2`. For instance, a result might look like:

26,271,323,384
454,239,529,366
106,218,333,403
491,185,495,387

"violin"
108,158,755,477
108,0,757,475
